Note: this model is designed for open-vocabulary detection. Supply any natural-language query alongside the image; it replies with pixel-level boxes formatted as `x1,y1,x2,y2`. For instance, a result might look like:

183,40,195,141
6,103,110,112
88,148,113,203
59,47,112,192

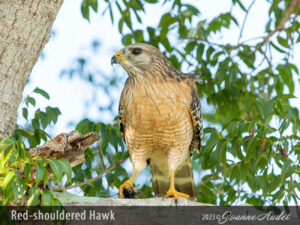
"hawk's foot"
163,187,189,200
118,180,140,198
118,180,133,198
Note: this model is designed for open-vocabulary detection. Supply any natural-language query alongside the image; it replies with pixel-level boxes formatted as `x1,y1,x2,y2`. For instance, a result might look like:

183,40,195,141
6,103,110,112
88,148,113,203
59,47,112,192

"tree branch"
29,130,99,167
51,191,212,206
198,167,223,187
250,0,300,54
238,0,256,43
185,0,300,54
19,131,99,183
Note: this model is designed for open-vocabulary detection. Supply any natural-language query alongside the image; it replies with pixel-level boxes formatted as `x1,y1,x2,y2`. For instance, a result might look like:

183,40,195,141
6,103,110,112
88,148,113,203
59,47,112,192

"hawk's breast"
121,78,194,158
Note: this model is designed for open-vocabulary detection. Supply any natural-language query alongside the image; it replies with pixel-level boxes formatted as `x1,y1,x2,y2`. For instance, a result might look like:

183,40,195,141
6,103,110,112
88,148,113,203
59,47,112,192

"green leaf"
235,0,246,11
270,41,286,53
277,64,294,93
129,0,144,11
12,181,18,200
106,173,114,187
276,94,296,100
28,186,40,206
203,136,219,153
0,143,13,170
227,120,238,138
118,17,124,34
197,43,205,61
49,158,63,182
46,107,61,124
133,30,144,43
281,159,293,179
100,123,109,144
90,0,98,12
245,136,257,160
237,45,255,68
81,0,89,20
216,139,227,163
41,191,52,206
24,163,31,181
25,96,36,107
121,34,133,45
288,63,299,74
43,169,49,187
3,183,14,205
294,181,300,192
3,172,15,188
277,36,289,48
159,13,177,29
31,118,40,130
108,2,114,23
51,197,62,206
16,141,25,159
59,159,72,183
22,107,28,119
124,9,132,30
145,0,158,3
33,87,50,100
237,120,245,136
110,128,119,152
35,165,44,185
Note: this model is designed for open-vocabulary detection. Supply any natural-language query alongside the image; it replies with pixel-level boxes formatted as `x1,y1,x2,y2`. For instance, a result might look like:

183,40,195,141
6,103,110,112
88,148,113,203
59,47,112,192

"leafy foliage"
1,0,300,206
0,88,65,206
78,0,300,205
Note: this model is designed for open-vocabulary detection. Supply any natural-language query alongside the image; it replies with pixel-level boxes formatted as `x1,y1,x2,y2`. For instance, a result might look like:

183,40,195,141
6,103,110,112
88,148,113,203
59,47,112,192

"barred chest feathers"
121,76,194,156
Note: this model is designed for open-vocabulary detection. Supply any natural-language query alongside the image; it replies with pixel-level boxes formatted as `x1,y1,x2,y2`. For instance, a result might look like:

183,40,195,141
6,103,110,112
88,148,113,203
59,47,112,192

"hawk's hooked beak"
111,51,130,66
111,56,119,66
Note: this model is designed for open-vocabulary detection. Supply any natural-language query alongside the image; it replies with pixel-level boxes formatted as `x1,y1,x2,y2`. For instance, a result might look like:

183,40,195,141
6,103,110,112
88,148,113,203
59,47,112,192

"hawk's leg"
163,169,189,200
118,170,139,198
118,157,146,198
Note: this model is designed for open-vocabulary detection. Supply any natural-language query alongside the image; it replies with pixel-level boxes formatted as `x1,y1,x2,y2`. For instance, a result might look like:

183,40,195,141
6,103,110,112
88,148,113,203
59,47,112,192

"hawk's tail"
150,157,196,199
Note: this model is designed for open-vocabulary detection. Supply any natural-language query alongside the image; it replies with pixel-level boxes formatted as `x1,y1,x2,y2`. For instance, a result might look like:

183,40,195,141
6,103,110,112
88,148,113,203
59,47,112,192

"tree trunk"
0,0,64,138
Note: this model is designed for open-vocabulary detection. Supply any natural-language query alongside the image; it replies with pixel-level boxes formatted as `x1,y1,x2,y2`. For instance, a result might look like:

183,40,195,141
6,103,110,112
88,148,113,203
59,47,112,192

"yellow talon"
163,168,189,200
118,180,133,198
164,187,189,200
118,170,140,198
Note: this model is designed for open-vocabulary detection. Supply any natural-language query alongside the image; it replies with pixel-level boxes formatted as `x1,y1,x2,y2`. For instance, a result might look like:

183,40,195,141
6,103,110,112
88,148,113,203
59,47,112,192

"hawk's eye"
131,48,142,55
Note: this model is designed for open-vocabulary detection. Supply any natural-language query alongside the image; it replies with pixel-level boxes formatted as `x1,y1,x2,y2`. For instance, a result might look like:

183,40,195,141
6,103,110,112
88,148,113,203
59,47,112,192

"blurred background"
15,0,300,205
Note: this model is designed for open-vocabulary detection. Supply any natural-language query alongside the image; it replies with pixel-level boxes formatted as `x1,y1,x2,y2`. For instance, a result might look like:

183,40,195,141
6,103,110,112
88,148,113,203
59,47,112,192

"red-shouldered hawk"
111,43,202,200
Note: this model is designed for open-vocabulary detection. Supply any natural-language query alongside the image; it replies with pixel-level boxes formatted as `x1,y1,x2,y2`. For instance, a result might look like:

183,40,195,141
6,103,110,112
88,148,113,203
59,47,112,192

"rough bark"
0,0,64,138
29,130,99,167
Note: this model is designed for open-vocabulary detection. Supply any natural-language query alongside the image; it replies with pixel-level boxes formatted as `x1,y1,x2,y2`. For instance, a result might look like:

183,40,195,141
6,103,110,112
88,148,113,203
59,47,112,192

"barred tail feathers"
150,157,196,198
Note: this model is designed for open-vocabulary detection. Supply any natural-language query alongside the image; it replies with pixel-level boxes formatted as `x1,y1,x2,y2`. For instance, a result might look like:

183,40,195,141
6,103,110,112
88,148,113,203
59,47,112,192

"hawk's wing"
118,103,125,138
187,79,203,153
118,78,128,143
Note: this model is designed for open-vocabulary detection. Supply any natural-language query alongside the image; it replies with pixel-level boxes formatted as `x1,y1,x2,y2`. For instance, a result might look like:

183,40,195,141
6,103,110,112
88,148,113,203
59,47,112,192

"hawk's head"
111,43,168,75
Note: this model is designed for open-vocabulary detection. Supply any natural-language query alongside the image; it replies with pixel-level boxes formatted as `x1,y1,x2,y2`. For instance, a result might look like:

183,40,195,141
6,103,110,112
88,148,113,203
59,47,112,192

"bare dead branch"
29,131,99,167
19,131,99,183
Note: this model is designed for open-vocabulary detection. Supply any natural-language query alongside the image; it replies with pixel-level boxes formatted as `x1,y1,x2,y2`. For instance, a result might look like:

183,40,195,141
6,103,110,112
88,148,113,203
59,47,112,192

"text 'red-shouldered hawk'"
111,43,202,200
